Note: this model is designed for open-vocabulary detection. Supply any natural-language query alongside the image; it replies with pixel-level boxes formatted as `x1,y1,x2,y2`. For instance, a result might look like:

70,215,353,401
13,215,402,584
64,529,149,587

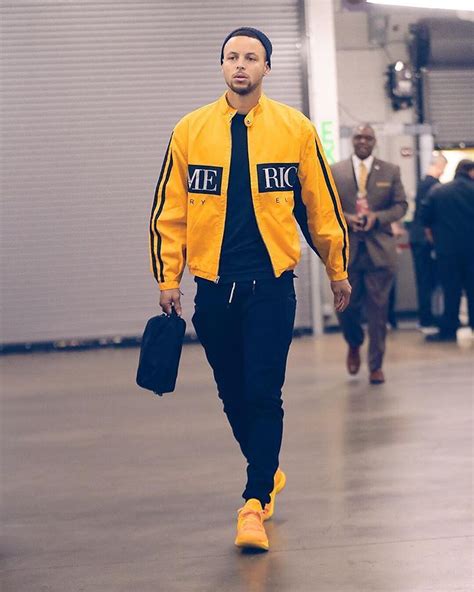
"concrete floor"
1,330,473,592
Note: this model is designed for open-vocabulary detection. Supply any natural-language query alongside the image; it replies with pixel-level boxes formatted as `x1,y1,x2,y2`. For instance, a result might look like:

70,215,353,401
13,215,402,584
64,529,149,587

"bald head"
429,153,447,166
427,152,447,179
352,124,376,160
352,124,375,137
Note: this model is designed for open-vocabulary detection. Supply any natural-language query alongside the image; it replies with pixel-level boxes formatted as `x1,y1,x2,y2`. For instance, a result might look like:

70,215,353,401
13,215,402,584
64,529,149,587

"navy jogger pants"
192,273,296,506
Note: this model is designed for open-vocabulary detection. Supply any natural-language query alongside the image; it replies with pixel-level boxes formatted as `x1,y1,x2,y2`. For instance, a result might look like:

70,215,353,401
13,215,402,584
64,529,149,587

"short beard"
228,80,259,96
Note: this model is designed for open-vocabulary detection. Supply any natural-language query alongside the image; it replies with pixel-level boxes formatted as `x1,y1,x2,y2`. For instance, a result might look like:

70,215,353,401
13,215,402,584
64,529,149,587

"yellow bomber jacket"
150,93,348,290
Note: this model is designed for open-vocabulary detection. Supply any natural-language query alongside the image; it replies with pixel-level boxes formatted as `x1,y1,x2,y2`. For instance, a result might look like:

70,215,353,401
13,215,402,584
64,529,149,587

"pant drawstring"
252,280,256,295
228,282,236,304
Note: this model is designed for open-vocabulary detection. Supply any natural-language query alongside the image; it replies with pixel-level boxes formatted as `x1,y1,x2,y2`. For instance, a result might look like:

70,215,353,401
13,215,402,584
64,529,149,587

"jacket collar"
218,91,267,126
371,157,382,173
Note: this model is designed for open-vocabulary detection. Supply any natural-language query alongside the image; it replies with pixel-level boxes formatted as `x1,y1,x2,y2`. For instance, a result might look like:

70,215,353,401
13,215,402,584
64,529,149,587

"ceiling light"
367,0,474,10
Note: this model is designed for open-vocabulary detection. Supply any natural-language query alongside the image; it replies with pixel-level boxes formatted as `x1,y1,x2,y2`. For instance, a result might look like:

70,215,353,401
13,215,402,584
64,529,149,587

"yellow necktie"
359,161,368,194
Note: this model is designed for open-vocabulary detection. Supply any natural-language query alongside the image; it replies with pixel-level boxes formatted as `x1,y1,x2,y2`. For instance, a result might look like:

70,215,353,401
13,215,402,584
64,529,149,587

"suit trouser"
410,241,437,326
436,252,474,333
192,274,296,506
338,244,394,372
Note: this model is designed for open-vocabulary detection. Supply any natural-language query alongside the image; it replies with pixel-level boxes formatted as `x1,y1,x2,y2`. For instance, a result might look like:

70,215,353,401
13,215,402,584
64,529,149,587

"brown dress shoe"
347,346,361,375
369,369,385,384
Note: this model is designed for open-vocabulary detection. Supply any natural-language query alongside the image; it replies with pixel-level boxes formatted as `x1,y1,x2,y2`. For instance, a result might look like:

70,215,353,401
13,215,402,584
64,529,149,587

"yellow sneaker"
262,468,286,522
234,499,269,551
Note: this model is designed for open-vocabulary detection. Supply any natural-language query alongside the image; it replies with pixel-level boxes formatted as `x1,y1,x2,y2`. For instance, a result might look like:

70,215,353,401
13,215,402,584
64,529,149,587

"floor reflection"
207,521,288,592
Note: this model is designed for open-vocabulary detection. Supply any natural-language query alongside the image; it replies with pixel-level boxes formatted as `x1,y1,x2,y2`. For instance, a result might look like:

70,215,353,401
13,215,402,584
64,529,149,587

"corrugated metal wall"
0,0,313,345
422,69,474,148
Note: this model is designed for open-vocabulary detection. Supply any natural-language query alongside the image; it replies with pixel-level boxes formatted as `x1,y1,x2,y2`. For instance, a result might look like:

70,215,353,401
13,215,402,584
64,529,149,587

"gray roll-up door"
0,0,313,346
411,18,474,150
422,69,474,149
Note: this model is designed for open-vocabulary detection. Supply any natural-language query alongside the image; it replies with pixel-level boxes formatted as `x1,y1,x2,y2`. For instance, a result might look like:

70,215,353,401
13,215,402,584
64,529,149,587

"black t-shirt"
218,113,274,283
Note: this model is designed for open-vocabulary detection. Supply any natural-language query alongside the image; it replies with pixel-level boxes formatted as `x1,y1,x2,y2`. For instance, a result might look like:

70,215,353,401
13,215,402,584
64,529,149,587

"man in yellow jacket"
150,27,351,551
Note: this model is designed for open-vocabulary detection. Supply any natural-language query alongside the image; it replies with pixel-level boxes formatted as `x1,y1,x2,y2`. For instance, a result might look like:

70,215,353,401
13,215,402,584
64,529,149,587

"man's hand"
361,211,377,231
159,289,182,316
330,279,352,313
345,213,364,232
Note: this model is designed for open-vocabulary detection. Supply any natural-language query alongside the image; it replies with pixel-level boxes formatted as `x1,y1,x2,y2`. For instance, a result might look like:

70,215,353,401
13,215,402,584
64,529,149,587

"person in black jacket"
409,153,447,331
422,159,474,341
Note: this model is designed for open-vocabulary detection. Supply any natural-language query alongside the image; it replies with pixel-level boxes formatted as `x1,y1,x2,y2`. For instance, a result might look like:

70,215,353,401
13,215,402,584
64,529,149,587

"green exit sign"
320,120,336,165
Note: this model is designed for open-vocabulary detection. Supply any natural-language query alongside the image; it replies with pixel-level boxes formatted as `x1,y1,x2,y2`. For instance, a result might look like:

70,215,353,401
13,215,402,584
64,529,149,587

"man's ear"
263,63,270,76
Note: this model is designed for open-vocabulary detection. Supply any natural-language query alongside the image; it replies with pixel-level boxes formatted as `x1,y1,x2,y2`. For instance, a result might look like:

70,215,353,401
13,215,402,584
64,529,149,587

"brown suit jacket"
331,158,408,270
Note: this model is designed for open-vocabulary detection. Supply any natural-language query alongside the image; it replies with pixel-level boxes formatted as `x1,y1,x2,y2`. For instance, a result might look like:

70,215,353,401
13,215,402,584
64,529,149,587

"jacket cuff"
328,270,348,282
158,280,180,291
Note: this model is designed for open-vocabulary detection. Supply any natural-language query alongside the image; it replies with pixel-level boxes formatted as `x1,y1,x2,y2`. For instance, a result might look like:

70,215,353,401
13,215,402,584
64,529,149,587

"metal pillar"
304,0,340,335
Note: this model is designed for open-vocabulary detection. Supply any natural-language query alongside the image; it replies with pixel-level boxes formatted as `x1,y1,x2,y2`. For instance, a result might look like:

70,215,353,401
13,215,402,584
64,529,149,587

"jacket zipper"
214,114,234,285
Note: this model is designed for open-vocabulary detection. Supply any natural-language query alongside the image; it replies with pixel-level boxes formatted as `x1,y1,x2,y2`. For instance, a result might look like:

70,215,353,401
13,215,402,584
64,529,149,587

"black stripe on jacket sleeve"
149,135,173,283
315,141,348,272
293,177,322,260
155,153,174,283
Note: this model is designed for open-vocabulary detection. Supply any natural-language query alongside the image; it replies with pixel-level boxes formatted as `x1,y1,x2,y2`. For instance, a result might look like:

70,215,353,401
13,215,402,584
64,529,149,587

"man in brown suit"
331,125,408,384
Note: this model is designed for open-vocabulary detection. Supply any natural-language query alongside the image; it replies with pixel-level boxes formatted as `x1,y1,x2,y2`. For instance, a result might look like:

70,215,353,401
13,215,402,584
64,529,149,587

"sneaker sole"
235,537,269,551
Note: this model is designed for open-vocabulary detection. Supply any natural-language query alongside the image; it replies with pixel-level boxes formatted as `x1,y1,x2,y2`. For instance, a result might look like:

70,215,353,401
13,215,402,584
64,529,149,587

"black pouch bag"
136,310,186,396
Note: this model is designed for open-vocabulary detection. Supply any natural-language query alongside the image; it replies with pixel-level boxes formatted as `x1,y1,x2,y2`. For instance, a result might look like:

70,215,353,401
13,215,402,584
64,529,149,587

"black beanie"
220,27,272,68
